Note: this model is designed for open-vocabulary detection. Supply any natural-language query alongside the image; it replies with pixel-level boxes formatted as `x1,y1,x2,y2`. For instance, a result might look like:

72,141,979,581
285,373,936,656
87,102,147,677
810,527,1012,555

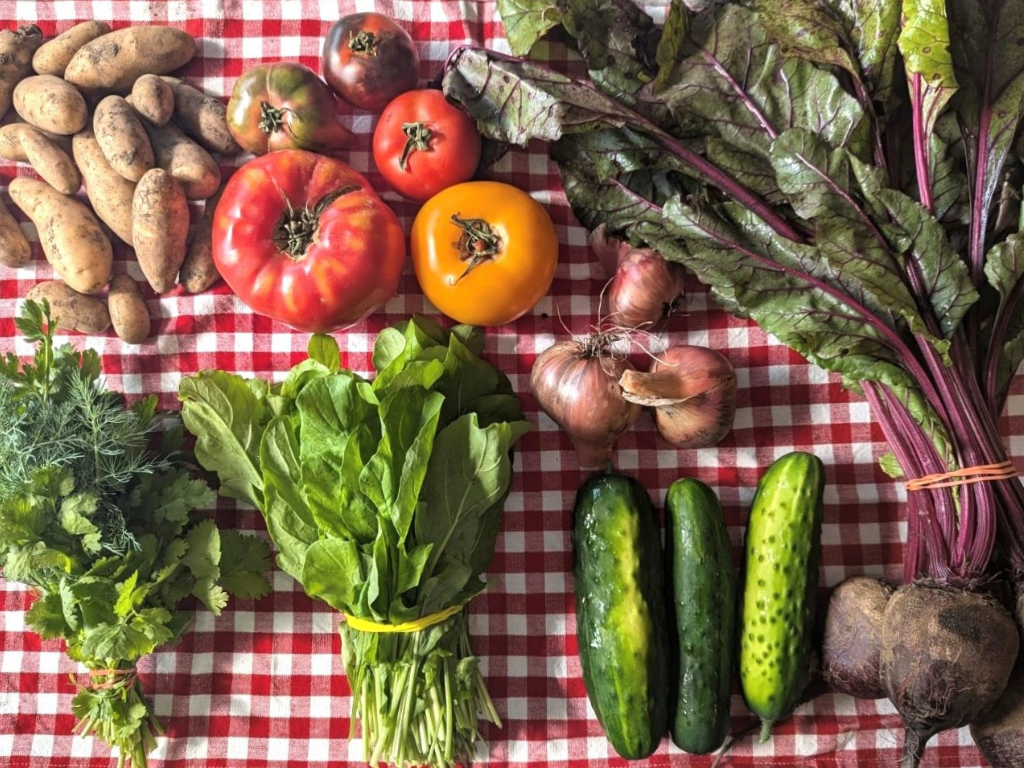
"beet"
822,576,894,699
880,583,1019,768
971,669,1024,768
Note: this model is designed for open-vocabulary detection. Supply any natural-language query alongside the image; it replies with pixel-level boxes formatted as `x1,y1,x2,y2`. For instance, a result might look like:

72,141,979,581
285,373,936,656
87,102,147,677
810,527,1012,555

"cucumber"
666,478,736,754
738,451,824,741
573,471,670,759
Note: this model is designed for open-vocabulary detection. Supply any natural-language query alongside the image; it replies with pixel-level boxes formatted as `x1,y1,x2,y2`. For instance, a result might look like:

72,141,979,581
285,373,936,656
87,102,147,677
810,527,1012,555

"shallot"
618,345,737,448
531,334,641,467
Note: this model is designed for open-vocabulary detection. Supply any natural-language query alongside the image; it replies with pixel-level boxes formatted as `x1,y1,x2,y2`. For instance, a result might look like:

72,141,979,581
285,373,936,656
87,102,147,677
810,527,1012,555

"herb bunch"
0,300,271,768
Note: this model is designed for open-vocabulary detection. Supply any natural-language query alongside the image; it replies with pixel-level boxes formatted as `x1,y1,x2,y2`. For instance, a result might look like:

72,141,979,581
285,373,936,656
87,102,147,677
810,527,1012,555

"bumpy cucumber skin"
666,478,736,754
738,451,825,736
573,472,670,760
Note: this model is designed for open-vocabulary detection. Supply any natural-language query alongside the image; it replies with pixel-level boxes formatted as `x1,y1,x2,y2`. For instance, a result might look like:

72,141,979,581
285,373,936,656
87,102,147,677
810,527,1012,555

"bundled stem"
341,612,500,768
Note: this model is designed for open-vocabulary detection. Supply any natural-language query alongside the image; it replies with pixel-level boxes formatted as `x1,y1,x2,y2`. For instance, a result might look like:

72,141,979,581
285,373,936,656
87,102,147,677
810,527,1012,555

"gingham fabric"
0,1,1011,766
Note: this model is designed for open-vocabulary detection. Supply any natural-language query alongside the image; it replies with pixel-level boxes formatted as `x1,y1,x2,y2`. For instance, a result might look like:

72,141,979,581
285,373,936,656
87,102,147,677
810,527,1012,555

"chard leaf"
653,198,918,390
898,0,959,140
886,383,957,469
754,0,858,77
706,139,785,204
825,0,901,110
178,371,268,508
495,0,563,56
301,537,363,612
929,114,970,224
947,0,1024,277
985,233,1024,301
560,0,660,107
654,0,689,93
657,4,868,160
996,297,1024,403
984,234,1024,403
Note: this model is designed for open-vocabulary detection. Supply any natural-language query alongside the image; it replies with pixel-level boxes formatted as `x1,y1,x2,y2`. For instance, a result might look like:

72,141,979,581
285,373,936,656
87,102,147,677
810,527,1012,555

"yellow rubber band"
343,603,464,634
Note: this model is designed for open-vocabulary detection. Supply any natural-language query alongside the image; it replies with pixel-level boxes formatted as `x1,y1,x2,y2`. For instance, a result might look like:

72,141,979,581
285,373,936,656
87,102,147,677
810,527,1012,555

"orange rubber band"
905,460,1017,491
74,667,138,692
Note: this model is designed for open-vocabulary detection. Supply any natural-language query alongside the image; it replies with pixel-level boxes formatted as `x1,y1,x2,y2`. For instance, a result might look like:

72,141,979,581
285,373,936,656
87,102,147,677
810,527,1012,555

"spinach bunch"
179,317,530,768
0,300,271,768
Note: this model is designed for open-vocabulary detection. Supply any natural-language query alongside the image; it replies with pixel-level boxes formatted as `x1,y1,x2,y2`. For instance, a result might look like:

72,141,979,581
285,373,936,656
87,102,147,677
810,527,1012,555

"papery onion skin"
619,345,737,448
530,338,642,468
607,248,687,329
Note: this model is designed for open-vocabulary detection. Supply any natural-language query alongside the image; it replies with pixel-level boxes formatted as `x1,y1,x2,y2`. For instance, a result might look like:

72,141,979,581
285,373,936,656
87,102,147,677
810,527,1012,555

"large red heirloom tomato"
212,150,406,333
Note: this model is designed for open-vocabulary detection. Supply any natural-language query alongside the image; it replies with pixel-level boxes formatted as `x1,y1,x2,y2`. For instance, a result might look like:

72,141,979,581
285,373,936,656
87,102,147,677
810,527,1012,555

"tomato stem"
400,122,433,171
451,214,502,283
274,185,361,259
349,30,379,55
258,100,291,136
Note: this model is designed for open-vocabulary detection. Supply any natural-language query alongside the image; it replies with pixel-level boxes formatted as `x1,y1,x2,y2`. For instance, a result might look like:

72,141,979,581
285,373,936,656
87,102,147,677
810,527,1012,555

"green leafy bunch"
179,316,531,768
0,300,271,768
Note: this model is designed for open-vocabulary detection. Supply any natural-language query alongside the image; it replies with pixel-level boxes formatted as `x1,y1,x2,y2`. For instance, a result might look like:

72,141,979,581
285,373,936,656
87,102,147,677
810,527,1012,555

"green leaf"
826,0,901,110
180,519,221,581
985,233,1024,303
178,370,268,508
898,0,958,139
191,579,230,615
395,542,434,596
652,198,918,391
496,0,563,56
80,622,152,663
218,531,271,600
114,570,141,618
26,591,70,639
279,358,332,402
372,327,408,373
260,416,321,581
129,607,174,649
754,0,858,76
59,577,79,632
416,415,531,583
132,469,216,531
878,451,904,479
307,335,340,372
301,537,363,612
559,0,660,107
654,0,689,93
658,4,868,160
58,494,102,554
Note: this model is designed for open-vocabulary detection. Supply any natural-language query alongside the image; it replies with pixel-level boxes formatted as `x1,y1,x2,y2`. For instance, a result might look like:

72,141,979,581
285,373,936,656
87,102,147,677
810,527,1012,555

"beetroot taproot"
880,583,1018,768
822,576,894,699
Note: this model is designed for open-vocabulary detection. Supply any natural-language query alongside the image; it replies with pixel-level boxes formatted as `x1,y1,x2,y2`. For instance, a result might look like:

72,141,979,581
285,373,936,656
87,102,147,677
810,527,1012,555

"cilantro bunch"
180,317,530,768
0,300,271,768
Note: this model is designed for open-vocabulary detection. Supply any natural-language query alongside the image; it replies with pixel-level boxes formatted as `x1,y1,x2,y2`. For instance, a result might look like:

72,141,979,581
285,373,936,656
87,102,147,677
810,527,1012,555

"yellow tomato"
410,181,559,326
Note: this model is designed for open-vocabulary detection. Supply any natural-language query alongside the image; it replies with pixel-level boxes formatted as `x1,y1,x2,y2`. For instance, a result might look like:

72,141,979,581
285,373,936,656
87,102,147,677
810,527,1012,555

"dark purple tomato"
322,12,420,112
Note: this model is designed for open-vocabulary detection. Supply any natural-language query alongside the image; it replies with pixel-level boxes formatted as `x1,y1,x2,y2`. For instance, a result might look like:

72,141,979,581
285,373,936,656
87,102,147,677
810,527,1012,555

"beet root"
880,583,1019,768
822,576,894,699
971,669,1024,768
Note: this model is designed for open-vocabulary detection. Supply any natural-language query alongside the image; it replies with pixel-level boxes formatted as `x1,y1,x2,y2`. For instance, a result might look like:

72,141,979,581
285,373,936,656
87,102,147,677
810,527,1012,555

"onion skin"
821,576,894,699
530,339,641,468
619,345,737,448
607,248,687,329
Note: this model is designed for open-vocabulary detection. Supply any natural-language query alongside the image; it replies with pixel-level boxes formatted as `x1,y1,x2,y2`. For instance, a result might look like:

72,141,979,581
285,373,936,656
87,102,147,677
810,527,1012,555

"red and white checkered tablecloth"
0,1,1016,766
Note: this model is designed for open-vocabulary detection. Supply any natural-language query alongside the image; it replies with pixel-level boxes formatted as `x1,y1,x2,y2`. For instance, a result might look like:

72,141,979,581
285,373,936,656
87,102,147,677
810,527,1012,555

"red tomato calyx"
348,30,380,55
451,213,503,283
400,121,434,170
276,184,361,259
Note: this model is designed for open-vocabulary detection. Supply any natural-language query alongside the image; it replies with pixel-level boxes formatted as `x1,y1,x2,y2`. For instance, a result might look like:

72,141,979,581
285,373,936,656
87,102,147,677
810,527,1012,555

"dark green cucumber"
666,478,736,754
738,451,824,741
573,471,670,759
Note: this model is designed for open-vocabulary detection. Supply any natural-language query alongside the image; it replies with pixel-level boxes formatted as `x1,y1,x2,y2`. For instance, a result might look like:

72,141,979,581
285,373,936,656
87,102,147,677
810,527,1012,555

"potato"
64,26,196,94
129,74,173,126
108,273,151,343
144,120,220,199
179,183,226,293
32,21,111,77
27,280,110,334
162,76,237,154
18,125,81,194
0,122,70,160
132,168,189,293
93,95,154,181
71,129,136,245
9,176,112,294
0,192,31,267
0,25,43,121
13,74,88,134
